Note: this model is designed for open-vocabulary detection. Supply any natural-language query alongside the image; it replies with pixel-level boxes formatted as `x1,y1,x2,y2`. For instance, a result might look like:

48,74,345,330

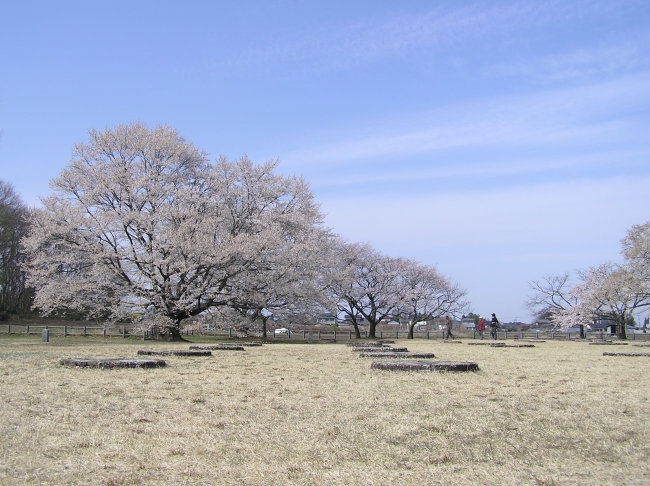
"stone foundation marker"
137,350,211,357
60,358,166,368
371,360,479,372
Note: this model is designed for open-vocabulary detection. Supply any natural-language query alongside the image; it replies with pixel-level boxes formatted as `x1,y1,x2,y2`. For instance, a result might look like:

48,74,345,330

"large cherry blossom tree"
622,221,650,279
397,261,469,339
549,222,650,339
554,263,650,339
326,242,405,339
326,240,468,339
221,227,334,338
23,123,326,339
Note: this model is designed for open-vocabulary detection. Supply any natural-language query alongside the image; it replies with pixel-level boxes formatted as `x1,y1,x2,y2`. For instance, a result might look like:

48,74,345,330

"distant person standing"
477,316,485,339
445,315,454,340
490,313,499,340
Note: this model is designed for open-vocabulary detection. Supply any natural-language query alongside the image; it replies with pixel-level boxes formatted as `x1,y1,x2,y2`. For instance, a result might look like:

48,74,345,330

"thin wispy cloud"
321,175,650,250
206,1,636,73
303,147,650,190
281,73,650,171
489,31,650,83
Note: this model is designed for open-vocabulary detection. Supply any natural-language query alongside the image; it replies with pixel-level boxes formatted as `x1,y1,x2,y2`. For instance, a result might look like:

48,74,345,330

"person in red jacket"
477,316,485,339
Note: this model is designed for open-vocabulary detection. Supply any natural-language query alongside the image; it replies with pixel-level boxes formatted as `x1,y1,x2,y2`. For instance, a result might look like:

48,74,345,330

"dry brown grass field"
0,336,649,485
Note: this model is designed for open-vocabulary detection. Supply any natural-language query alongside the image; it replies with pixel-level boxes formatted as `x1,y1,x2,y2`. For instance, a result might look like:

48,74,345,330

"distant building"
340,314,366,326
534,318,554,330
588,318,612,331
500,321,529,331
316,313,336,325
461,317,476,330
588,318,619,334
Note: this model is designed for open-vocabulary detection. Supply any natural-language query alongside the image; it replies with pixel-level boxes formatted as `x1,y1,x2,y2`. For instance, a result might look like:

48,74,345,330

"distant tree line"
0,181,32,319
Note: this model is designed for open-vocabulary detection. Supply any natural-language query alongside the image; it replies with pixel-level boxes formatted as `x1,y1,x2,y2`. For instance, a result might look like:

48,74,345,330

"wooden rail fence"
1,324,648,342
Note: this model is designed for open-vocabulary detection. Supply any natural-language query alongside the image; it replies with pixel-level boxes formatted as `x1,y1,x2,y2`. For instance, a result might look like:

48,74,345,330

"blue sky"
1,1,649,322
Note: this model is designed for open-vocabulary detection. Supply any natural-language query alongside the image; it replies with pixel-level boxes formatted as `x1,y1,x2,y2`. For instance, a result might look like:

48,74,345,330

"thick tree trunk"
368,321,377,339
407,323,415,339
579,324,585,339
352,322,361,339
261,316,268,340
164,322,188,341
347,316,361,339
615,313,628,340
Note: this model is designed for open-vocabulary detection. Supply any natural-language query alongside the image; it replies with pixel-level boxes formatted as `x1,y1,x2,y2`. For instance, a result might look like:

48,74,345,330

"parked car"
274,328,289,335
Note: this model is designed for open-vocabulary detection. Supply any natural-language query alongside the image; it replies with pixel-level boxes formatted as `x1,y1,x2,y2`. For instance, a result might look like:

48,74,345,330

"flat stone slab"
352,347,409,353
468,342,534,347
632,344,650,347
137,350,211,356
442,341,463,344
347,342,390,347
238,342,263,347
603,352,650,357
589,342,628,345
189,345,245,351
371,360,479,372
359,352,436,359
60,358,166,368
